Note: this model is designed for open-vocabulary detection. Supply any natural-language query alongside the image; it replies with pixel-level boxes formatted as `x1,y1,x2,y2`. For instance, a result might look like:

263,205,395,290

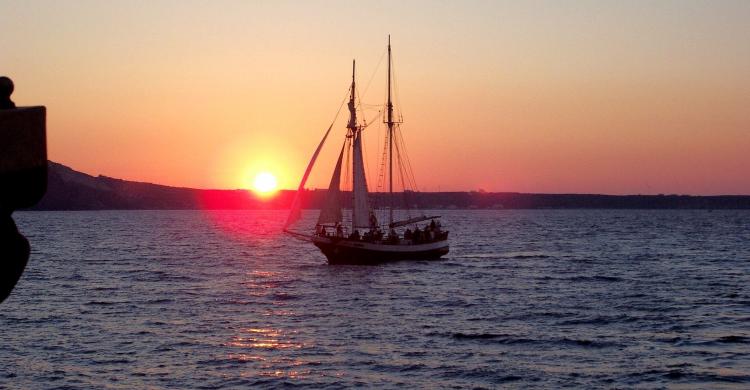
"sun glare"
253,172,278,194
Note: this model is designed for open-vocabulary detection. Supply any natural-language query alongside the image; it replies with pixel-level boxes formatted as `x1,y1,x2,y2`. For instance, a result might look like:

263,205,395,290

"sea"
1,210,749,389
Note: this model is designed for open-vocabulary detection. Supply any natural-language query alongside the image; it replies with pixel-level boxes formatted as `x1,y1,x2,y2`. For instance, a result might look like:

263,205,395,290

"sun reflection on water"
224,267,317,381
226,326,317,380
227,327,303,350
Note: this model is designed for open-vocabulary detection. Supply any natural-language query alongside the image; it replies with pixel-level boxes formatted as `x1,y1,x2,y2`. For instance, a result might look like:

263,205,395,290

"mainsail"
351,130,371,228
317,142,345,225
346,60,372,229
284,122,335,229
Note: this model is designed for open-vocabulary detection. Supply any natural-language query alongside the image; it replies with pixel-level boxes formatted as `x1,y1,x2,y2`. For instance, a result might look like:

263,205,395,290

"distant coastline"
28,162,750,210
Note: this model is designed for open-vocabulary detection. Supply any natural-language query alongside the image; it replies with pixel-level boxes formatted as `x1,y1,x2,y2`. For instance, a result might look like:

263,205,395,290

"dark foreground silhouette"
0,216,30,302
0,76,47,303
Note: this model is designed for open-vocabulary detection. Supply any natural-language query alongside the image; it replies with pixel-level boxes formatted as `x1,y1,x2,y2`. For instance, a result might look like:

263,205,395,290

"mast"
349,59,358,227
387,35,394,226
348,60,357,130
349,59,372,229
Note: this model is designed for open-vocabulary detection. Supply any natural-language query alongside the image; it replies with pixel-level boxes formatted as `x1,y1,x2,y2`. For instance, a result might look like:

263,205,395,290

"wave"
567,275,623,282
631,369,750,384
555,314,633,326
716,335,748,344
447,333,619,348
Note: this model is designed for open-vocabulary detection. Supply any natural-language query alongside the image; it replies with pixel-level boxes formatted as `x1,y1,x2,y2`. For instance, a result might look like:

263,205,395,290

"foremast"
349,60,373,229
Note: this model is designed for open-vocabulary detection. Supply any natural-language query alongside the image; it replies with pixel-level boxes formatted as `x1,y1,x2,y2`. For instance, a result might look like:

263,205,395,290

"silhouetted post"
0,76,47,303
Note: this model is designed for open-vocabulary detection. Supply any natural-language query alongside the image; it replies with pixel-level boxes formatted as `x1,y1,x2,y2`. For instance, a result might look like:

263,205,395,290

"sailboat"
284,37,449,264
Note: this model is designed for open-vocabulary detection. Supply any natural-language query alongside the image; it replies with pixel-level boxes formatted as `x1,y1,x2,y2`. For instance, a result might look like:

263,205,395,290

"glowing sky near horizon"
2,0,749,194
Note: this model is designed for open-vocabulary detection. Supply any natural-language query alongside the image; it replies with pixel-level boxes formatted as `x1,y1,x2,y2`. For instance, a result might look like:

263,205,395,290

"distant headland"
28,162,750,210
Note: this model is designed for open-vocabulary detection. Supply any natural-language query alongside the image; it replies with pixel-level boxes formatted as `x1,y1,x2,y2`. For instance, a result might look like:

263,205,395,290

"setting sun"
252,172,278,194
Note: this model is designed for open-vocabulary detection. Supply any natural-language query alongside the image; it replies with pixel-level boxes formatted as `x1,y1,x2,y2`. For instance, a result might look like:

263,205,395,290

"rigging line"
395,68,404,122
393,131,414,220
375,111,382,192
393,128,414,194
362,125,372,195
356,87,369,129
331,84,353,127
393,130,409,194
358,104,375,199
307,83,350,195
397,126,419,191
398,131,415,191
377,118,389,191
388,49,404,123
360,110,383,129
376,115,388,193
360,48,388,105
357,83,383,130
356,87,374,196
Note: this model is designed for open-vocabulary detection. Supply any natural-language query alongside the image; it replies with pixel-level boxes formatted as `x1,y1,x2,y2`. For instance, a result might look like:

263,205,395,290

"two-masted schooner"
284,37,449,264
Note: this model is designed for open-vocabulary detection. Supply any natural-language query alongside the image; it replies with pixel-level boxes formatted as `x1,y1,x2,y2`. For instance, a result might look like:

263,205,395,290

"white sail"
317,142,345,225
344,59,373,229
284,123,335,229
351,130,371,228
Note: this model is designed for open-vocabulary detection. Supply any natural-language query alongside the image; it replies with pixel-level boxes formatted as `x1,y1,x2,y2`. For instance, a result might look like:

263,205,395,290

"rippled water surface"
2,210,749,388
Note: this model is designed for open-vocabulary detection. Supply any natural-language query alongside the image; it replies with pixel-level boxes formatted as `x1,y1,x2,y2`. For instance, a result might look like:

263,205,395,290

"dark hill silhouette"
35,161,294,210
29,161,750,210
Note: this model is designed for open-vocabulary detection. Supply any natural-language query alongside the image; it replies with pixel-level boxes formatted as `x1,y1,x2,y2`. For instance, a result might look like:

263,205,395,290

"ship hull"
312,236,449,265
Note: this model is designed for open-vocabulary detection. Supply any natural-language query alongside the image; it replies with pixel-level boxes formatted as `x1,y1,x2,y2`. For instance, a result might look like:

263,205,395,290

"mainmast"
386,35,394,226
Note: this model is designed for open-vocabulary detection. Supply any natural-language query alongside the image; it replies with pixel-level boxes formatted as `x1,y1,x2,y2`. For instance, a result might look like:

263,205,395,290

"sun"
252,172,278,194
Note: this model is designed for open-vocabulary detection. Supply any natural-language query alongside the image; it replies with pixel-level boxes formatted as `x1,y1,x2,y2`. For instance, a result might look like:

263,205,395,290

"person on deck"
413,226,421,243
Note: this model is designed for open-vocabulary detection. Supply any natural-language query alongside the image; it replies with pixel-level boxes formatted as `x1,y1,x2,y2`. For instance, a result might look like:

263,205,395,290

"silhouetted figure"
1,76,46,303
0,215,29,303
389,228,399,244
0,76,15,109
1,77,25,302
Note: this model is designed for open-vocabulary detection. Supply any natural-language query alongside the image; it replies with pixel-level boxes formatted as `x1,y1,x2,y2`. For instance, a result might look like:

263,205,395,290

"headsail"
317,141,345,225
284,122,335,229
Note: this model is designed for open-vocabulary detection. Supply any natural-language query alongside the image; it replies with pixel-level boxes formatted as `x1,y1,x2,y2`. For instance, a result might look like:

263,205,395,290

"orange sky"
3,1,749,194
